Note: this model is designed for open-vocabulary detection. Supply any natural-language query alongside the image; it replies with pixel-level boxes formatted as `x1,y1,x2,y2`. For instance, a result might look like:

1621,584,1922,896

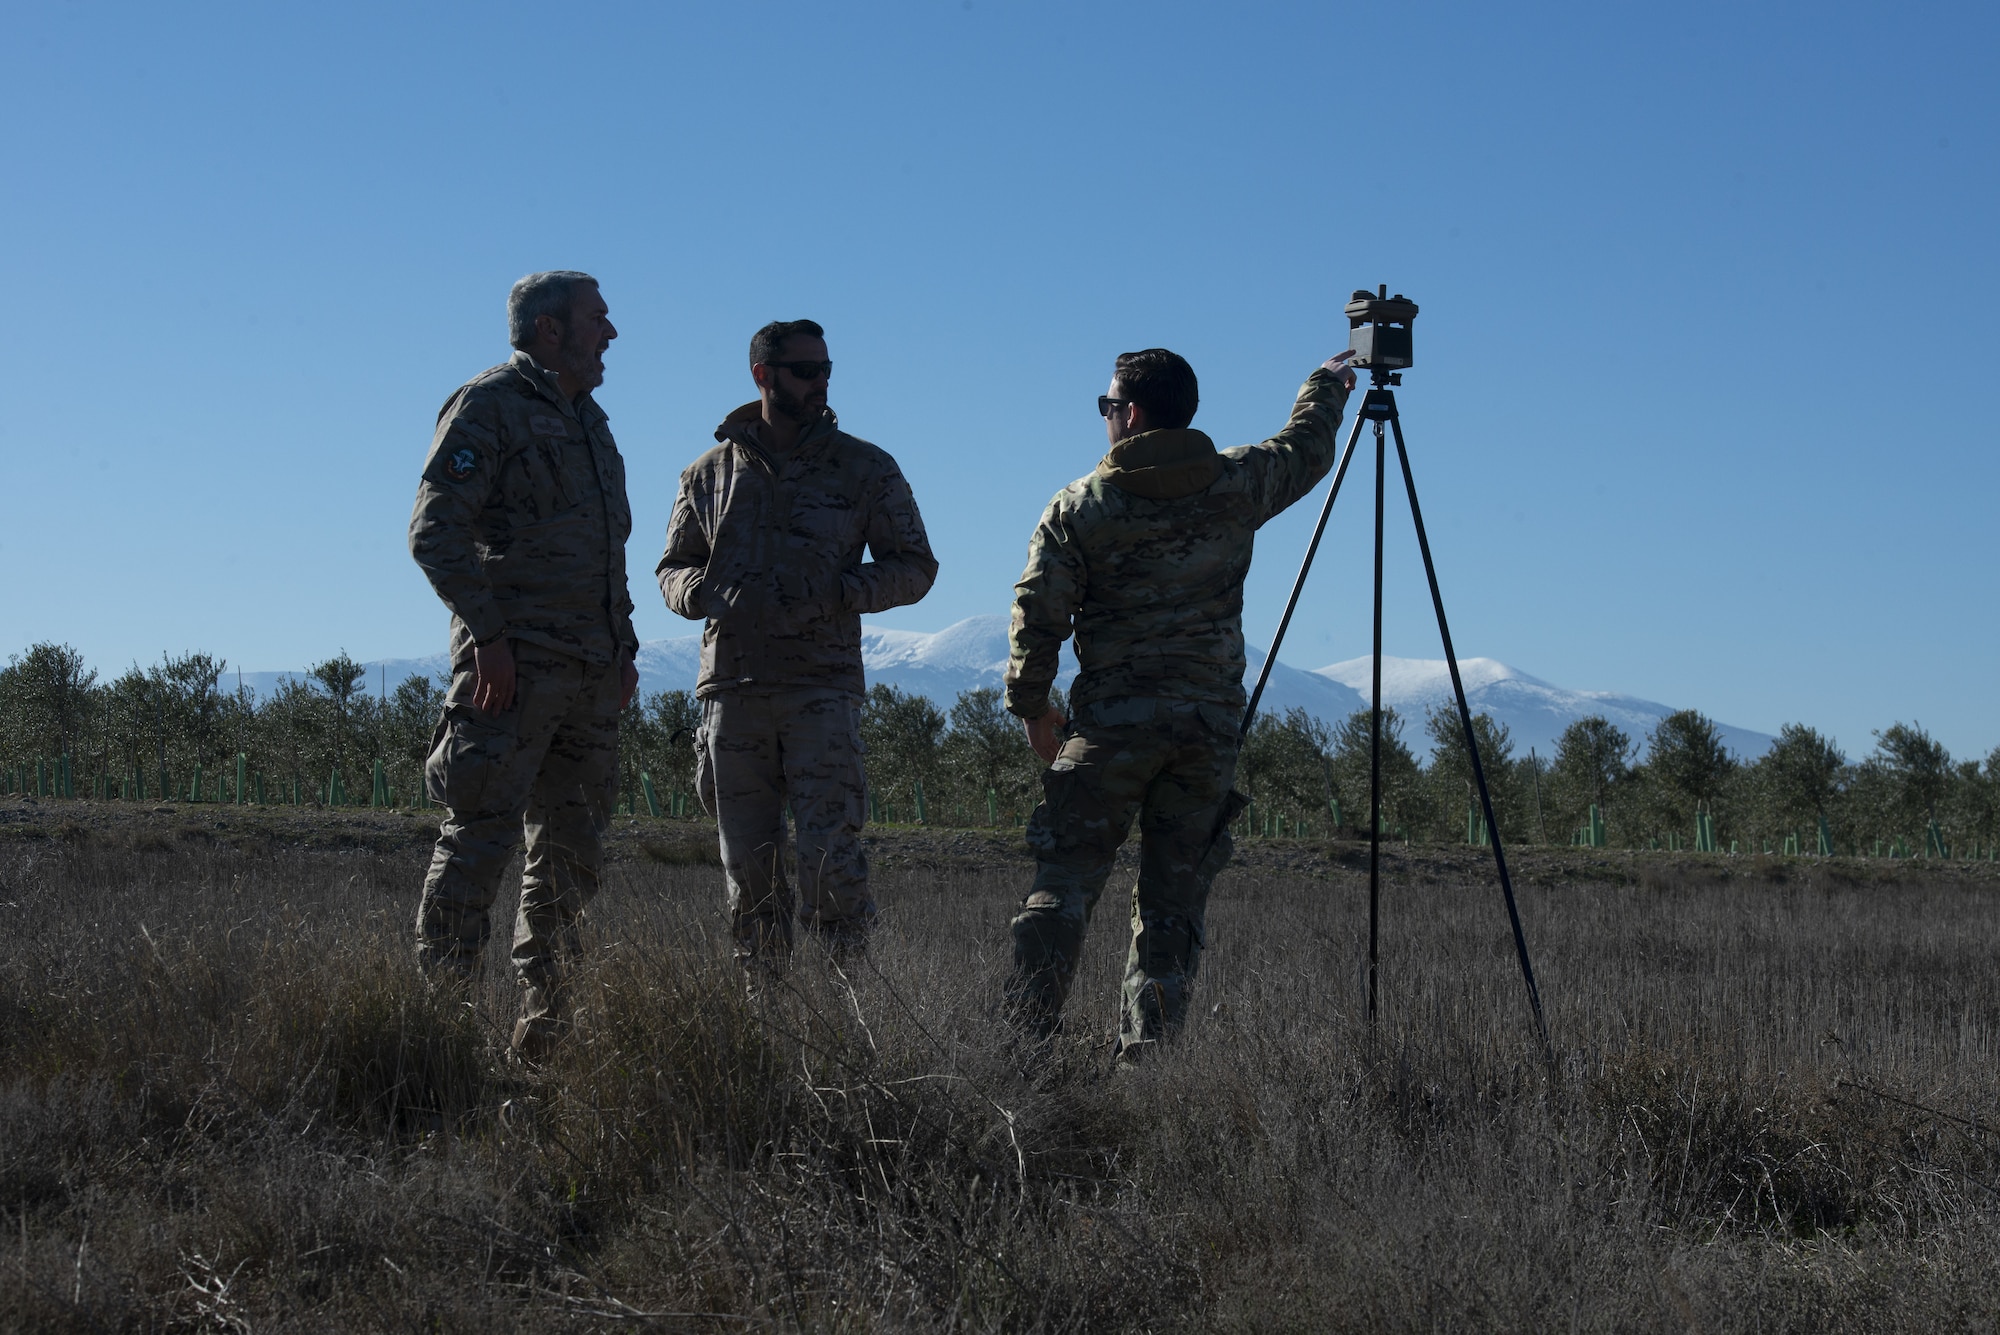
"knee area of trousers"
1136,911,1202,956
1018,885,1089,922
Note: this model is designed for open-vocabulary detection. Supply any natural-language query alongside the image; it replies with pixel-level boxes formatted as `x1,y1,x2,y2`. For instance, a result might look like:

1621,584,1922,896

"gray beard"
557,330,604,391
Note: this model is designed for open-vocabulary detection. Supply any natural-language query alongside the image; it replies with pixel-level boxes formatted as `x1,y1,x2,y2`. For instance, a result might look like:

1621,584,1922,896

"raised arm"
1239,356,1357,528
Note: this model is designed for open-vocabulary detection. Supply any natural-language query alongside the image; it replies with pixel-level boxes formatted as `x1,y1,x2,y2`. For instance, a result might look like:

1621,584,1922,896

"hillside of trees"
3,640,1996,855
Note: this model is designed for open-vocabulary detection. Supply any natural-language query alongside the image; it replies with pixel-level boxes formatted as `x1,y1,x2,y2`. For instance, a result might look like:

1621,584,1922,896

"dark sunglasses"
1097,395,1131,418
767,360,833,382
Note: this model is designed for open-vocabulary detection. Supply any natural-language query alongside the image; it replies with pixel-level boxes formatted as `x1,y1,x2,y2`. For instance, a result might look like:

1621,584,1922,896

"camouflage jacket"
1006,367,1352,719
409,351,638,668
657,402,937,698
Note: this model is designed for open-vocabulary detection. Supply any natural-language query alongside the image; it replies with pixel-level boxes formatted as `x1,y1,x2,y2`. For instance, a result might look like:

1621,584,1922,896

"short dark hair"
749,319,826,368
1112,348,1198,430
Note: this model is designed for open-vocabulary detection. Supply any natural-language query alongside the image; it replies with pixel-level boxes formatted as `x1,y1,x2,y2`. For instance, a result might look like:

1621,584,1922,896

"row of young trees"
4,639,1996,855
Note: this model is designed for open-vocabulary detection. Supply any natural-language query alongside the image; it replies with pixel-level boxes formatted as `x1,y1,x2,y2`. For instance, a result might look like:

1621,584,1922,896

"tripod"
1238,366,1553,1062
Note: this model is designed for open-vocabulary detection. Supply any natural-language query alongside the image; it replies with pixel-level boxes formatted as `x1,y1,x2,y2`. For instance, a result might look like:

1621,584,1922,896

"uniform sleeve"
1004,495,1084,718
840,460,939,615
655,468,713,621
611,567,639,658
409,391,508,645
1240,367,1353,527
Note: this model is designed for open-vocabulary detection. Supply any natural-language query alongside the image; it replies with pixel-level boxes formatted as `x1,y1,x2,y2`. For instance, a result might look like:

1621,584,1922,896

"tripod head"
1345,285,1418,386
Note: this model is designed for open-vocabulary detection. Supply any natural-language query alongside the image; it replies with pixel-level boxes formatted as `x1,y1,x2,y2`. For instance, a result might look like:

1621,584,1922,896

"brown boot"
510,981,569,1064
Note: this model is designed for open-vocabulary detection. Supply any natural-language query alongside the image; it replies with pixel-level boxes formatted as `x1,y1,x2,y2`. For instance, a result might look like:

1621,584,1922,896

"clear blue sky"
3,1,1994,761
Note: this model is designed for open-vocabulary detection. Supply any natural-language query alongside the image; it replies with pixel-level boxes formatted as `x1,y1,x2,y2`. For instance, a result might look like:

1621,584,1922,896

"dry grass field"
4,798,2000,1331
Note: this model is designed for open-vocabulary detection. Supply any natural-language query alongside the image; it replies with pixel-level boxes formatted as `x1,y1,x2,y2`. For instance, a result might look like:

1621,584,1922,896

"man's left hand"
1023,707,1069,765
618,651,639,710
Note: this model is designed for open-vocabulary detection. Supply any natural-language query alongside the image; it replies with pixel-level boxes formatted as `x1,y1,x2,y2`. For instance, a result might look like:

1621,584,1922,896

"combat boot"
510,980,570,1064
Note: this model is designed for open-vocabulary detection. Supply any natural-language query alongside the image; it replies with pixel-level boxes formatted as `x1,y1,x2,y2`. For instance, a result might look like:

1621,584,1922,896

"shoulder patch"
529,415,569,438
445,447,479,481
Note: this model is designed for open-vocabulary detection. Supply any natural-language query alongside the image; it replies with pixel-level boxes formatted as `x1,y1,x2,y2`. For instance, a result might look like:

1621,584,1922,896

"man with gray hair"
409,270,640,1061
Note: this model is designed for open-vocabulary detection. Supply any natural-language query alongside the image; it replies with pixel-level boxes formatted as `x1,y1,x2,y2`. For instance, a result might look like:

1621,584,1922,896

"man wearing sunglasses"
1003,345,1357,1060
658,319,937,975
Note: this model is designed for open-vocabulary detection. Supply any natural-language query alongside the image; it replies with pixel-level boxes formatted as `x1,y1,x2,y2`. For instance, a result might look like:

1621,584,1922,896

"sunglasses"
767,360,833,382
1097,396,1131,418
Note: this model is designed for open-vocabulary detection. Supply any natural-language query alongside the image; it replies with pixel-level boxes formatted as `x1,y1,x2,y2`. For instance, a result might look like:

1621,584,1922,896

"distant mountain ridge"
1312,655,1774,761
239,614,1773,760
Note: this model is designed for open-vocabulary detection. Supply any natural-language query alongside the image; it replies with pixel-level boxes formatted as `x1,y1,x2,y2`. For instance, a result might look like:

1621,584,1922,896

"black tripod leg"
1387,414,1554,1066
1368,419,1385,1029
1241,405,1370,740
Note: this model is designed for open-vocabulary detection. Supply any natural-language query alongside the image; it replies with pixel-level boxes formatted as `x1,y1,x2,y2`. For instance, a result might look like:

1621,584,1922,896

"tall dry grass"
4,811,2000,1330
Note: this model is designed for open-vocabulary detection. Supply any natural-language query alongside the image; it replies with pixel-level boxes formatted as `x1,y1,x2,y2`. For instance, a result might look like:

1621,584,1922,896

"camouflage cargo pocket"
426,704,518,815
1024,761,1079,859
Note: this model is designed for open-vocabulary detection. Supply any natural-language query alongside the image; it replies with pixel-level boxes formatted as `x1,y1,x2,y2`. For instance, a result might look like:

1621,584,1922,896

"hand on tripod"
1323,349,1358,391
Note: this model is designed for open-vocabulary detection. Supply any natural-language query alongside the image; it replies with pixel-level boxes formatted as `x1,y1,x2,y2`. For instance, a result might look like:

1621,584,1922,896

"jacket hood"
714,401,840,451
1095,428,1222,500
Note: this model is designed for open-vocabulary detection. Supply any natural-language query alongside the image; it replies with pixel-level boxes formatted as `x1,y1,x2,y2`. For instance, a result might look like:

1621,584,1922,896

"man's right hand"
1023,707,1069,765
473,638,517,714
1324,349,1357,391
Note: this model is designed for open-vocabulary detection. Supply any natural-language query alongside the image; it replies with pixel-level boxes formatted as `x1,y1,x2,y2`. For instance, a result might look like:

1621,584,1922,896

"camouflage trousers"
696,688,872,965
1009,697,1239,1056
415,642,620,1007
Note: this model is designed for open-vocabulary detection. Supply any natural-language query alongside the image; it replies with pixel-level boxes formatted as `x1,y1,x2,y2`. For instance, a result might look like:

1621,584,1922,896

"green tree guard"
640,771,661,817
188,764,203,803
37,758,48,797
371,759,388,808
329,769,347,806
1466,803,1479,846
255,772,266,805
915,778,927,824
1783,832,1799,856
235,754,248,806
59,753,71,798
1817,814,1834,857
987,787,999,826
1588,803,1606,848
1693,808,1715,853
1926,822,1948,858
1327,796,1342,828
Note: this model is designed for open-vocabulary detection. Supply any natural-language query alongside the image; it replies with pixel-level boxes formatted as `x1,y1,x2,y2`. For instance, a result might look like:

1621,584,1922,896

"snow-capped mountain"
1313,655,1774,760
240,614,1770,759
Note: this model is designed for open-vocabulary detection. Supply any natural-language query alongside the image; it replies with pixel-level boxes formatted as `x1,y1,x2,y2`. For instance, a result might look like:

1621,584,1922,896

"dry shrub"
3,825,2000,1329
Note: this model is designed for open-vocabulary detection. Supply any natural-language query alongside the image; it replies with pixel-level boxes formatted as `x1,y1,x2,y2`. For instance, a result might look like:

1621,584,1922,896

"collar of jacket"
508,350,605,425
713,400,841,459
1095,427,1222,500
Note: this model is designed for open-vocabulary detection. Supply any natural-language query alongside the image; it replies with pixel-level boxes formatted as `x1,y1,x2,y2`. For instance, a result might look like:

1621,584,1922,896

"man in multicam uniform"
408,270,640,1060
657,319,936,973
1004,346,1357,1060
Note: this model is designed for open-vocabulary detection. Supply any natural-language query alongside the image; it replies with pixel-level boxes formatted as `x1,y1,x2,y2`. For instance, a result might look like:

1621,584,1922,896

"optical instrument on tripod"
1235,285,1552,1060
